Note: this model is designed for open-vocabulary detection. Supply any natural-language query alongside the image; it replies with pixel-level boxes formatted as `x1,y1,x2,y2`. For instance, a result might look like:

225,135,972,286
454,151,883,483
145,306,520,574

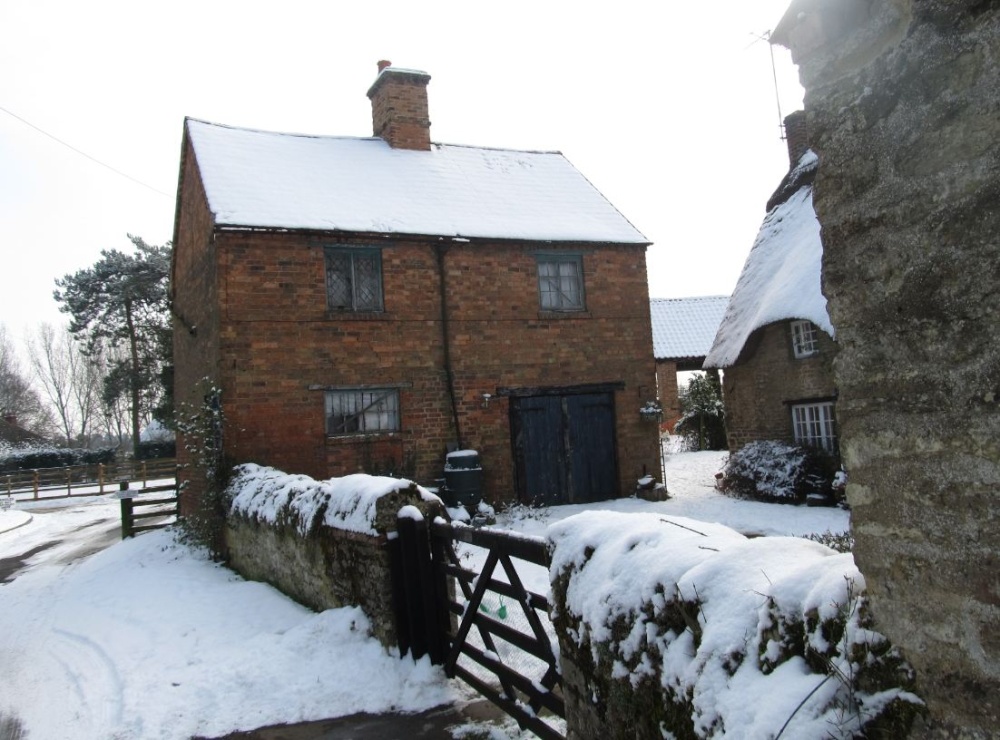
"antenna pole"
766,30,785,140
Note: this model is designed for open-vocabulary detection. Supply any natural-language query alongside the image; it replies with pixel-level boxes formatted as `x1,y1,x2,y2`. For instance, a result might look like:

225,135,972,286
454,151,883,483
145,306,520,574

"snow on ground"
0,450,850,740
491,450,849,540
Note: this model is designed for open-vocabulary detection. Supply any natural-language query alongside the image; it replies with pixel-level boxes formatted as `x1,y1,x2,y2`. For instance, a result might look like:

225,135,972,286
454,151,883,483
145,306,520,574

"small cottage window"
325,248,383,312
790,320,819,358
792,401,837,453
537,255,585,311
325,388,400,435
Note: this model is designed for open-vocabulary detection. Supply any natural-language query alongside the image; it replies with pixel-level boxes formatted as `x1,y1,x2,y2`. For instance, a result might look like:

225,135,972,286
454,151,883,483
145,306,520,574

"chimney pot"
377,60,392,73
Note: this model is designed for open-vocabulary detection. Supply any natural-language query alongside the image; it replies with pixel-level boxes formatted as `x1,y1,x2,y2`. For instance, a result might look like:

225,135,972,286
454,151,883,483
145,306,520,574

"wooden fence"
120,482,180,539
2,458,177,500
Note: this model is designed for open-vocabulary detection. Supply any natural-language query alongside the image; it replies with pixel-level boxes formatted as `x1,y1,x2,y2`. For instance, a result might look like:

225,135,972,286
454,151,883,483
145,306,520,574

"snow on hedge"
227,463,440,536
549,511,922,738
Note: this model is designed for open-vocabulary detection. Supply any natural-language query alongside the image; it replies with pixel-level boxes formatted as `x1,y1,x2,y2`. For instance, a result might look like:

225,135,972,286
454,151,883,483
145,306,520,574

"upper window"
325,248,383,312
790,320,819,358
792,401,837,453
325,388,400,436
537,255,585,311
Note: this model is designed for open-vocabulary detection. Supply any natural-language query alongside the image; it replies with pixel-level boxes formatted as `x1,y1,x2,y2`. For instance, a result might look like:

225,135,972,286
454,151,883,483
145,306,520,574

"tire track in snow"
48,628,125,735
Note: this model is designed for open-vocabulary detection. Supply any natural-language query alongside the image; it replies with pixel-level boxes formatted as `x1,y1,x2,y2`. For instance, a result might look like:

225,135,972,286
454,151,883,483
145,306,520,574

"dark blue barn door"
512,391,618,506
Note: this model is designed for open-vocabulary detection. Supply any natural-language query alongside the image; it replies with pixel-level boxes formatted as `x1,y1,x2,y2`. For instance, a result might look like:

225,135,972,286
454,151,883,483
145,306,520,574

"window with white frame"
537,255,585,311
325,388,400,435
325,247,383,312
790,320,819,358
792,401,837,453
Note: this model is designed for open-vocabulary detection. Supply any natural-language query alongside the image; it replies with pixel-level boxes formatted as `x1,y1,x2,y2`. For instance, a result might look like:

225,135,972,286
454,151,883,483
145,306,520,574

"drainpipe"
435,244,463,449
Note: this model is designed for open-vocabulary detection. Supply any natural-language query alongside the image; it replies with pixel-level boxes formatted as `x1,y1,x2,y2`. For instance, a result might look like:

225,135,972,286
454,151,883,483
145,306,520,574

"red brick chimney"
366,60,432,151
783,110,810,168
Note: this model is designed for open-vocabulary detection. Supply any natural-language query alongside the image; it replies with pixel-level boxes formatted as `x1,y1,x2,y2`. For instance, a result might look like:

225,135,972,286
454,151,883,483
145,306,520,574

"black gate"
511,389,619,505
391,514,565,740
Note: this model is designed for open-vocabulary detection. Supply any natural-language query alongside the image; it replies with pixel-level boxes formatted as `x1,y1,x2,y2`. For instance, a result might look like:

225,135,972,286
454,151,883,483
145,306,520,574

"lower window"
325,388,400,435
791,401,837,453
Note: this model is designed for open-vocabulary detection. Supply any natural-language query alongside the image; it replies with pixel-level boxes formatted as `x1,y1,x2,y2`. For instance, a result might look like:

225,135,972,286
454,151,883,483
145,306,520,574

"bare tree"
27,323,102,447
0,324,54,438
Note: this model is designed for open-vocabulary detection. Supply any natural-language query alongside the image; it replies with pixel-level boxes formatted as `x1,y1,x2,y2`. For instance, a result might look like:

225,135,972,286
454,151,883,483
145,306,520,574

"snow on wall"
705,151,833,369
228,463,440,536
186,118,647,245
549,511,922,738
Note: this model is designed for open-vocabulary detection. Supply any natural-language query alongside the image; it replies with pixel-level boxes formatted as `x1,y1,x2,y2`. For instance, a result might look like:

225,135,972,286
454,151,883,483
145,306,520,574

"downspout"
435,244,463,449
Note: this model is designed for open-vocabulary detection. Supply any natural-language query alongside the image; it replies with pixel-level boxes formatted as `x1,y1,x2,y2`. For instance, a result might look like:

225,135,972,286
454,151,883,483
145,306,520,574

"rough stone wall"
225,484,445,648
722,321,837,451
777,1,1000,735
189,229,659,506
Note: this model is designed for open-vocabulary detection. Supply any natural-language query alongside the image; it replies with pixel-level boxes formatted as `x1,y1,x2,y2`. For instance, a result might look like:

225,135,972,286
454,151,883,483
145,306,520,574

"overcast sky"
0,0,803,347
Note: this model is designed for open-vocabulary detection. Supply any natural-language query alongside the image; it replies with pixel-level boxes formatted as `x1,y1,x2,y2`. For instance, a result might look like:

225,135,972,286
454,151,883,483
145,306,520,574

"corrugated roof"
650,296,730,360
185,118,648,244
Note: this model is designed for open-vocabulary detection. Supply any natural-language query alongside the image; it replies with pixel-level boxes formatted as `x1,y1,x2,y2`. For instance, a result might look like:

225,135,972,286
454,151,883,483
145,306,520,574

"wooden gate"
391,514,565,740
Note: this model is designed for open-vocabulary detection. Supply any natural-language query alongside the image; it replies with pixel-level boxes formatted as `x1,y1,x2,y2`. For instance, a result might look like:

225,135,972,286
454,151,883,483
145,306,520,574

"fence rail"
2,458,177,500
120,482,180,538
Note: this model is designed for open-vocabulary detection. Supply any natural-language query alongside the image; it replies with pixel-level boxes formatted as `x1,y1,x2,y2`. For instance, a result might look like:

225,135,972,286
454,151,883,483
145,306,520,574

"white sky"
0,0,803,346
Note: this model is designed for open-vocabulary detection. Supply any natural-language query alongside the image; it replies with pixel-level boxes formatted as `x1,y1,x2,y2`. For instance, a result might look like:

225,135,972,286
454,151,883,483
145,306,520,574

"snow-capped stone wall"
224,464,445,648
548,511,922,739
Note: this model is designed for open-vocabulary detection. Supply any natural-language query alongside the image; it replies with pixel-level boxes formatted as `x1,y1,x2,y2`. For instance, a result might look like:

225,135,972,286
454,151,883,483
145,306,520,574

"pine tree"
53,235,171,456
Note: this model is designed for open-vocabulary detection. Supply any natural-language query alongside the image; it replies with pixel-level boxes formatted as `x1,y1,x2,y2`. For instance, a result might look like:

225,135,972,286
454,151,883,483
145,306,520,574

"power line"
0,104,171,197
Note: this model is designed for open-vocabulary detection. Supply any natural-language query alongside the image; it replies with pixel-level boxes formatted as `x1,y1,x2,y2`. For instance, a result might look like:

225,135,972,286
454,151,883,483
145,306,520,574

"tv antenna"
747,30,786,142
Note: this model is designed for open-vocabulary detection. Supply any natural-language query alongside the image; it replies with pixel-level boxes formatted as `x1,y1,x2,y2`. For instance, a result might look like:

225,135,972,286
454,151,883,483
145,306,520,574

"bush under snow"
718,440,838,504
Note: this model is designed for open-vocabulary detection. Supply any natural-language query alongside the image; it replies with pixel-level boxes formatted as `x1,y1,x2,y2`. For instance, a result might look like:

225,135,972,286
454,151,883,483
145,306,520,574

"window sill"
325,311,391,321
537,310,592,319
325,431,403,444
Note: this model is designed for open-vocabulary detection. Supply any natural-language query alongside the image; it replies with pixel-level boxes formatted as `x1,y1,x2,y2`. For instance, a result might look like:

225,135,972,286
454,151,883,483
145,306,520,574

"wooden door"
511,391,617,505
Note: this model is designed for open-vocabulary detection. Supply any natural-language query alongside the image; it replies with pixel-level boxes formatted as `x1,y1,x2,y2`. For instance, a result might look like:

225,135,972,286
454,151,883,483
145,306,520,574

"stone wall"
225,475,446,649
773,1,1000,735
722,320,837,451
549,511,921,739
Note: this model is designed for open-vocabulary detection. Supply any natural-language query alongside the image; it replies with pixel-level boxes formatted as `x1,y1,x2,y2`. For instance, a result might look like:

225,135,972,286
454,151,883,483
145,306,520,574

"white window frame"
790,320,819,358
537,254,585,312
792,401,837,453
325,388,400,436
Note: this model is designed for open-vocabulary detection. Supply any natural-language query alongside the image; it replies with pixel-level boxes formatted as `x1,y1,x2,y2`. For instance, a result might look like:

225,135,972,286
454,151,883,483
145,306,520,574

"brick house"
171,62,661,511
0,415,47,448
704,112,838,457
649,296,728,430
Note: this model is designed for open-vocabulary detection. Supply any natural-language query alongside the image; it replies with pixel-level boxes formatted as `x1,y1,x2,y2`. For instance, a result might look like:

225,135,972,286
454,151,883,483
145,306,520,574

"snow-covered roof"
704,151,833,369
650,296,729,361
185,118,648,244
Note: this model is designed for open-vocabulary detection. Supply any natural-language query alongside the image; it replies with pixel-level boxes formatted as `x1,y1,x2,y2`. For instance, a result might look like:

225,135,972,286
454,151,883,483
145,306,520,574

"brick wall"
174,225,661,507
722,321,837,451
367,67,431,151
655,359,681,429
172,138,222,513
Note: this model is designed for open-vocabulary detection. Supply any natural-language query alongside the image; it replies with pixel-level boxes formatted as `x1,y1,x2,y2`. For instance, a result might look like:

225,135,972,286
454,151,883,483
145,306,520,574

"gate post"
394,511,448,664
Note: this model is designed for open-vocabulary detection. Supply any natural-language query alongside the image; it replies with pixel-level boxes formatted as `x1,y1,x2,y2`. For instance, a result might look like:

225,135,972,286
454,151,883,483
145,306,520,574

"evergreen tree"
54,235,171,456
674,371,727,451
